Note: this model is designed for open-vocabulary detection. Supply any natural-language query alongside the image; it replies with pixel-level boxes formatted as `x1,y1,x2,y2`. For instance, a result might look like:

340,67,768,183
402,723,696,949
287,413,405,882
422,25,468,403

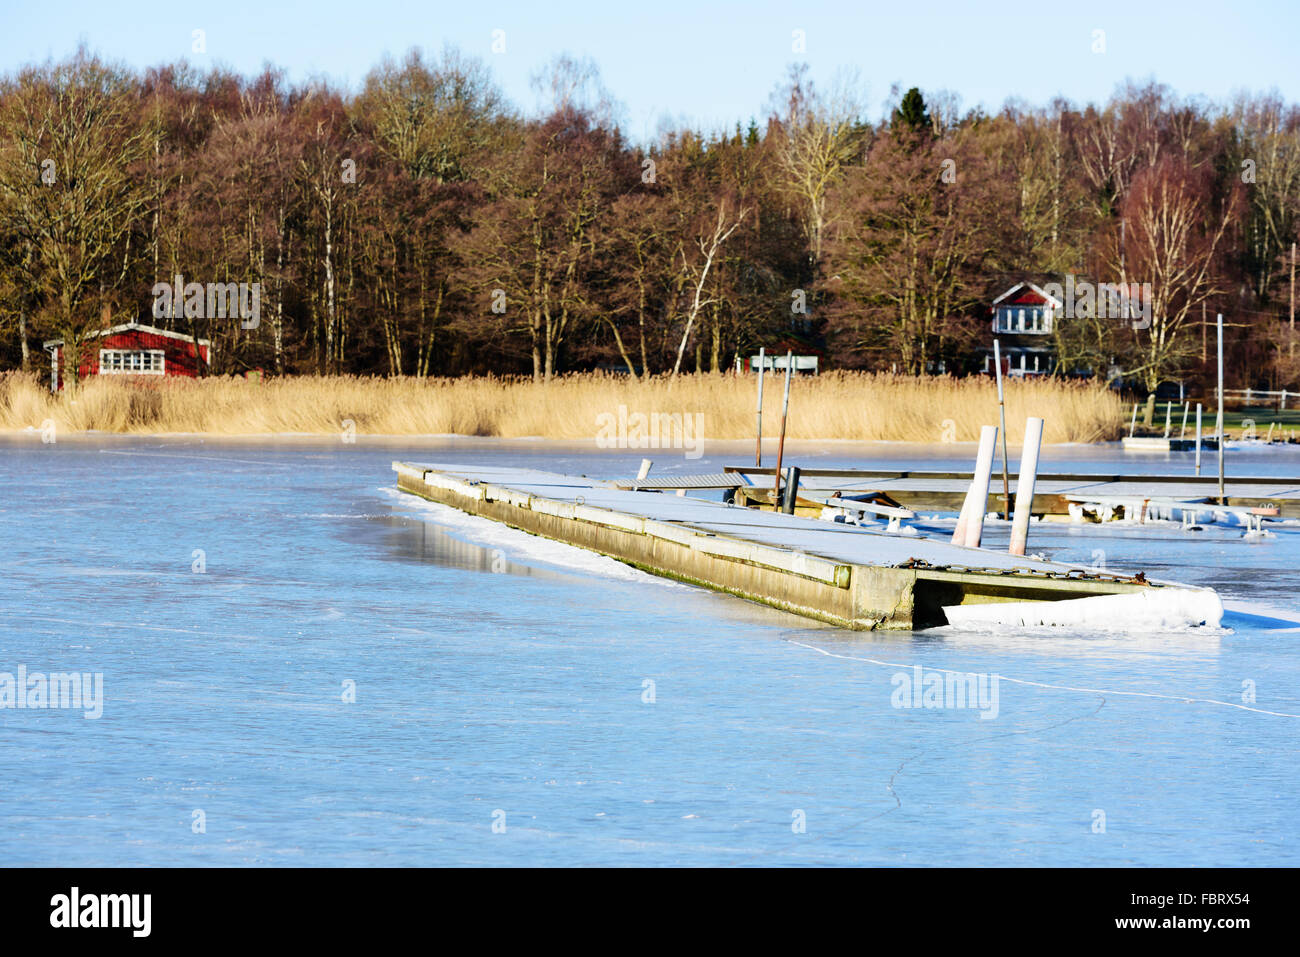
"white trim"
43,322,211,350
99,348,166,375
991,281,1064,309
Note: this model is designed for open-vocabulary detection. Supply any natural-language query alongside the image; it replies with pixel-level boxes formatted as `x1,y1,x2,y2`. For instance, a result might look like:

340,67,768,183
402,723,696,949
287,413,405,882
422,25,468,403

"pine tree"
891,87,932,135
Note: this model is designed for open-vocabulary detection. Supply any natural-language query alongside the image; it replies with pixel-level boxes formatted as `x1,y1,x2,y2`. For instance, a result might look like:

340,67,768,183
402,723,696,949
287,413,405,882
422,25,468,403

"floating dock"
393,462,1222,632
1121,435,1220,452
721,467,1300,519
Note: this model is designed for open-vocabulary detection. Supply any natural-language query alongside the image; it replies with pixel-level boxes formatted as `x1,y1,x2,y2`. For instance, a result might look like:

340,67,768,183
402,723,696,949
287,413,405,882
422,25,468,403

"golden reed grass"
0,370,1124,443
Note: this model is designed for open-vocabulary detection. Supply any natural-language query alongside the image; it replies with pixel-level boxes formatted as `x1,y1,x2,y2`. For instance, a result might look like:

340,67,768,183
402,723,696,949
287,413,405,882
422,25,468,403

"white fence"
1222,388,1294,410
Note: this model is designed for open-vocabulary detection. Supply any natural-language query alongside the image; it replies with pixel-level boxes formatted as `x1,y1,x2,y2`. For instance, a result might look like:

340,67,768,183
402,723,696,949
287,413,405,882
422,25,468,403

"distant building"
42,322,212,392
984,282,1061,377
748,353,819,375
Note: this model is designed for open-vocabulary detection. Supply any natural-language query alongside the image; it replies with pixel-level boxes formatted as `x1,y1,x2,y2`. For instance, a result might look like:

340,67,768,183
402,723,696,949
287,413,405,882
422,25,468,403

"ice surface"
3,435,1298,867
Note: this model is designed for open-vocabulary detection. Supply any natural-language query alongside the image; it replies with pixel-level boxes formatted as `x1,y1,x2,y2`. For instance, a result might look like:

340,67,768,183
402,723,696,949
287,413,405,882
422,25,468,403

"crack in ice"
785,639,1300,718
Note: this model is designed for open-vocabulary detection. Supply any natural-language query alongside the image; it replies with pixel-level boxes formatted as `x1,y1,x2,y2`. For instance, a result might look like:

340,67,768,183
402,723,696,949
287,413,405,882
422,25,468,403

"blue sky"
4,0,1297,140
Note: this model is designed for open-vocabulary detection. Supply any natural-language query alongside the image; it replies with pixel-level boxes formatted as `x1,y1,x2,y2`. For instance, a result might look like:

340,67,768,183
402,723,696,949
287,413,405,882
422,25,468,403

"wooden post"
1008,416,1044,556
754,347,765,467
772,350,793,509
1217,313,1226,504
993,339,1011,519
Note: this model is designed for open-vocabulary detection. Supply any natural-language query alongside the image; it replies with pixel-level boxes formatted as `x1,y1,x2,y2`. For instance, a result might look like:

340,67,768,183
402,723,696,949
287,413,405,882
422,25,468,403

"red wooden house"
984,281,1061,377
42,322,212,392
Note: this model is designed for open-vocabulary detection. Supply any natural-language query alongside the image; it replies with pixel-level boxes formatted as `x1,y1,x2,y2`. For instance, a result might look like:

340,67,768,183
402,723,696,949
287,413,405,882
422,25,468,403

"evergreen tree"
891,87,932,135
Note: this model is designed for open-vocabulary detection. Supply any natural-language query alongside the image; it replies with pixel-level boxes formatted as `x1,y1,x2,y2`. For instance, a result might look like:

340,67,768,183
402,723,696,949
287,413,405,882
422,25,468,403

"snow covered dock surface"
394,462,1223,631
800,475,1300,501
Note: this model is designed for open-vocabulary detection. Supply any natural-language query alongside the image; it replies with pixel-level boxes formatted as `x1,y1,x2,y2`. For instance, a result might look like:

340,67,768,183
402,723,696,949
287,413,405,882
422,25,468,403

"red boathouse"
42,322,213,392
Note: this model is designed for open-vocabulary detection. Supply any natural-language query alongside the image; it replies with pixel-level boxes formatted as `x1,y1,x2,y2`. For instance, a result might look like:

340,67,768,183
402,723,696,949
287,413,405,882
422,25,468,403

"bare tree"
670,201,747,377
1114,158,1239,391
0,51,151,385
767,64,864,267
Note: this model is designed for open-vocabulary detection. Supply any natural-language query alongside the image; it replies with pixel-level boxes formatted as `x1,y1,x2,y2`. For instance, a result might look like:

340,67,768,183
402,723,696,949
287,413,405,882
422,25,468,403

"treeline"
0,46,1297,391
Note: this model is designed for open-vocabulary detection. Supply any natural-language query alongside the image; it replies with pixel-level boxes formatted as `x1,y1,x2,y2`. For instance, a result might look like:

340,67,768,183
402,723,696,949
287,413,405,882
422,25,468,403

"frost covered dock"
723,466,1300,519
393,462,1221,631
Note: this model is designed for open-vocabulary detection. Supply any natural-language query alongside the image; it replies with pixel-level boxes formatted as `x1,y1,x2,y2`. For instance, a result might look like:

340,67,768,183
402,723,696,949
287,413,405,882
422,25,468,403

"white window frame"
996,304,1059,335
99,349,165,375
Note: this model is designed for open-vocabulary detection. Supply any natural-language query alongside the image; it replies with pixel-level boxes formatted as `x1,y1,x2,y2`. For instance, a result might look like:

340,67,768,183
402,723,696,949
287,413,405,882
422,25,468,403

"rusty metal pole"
1217,313,1226,504
772,350,793,510
993,339,1011,519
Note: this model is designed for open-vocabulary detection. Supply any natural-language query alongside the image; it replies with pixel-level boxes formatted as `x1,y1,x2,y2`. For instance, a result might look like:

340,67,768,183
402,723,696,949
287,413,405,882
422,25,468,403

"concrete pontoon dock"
394,462,1222,631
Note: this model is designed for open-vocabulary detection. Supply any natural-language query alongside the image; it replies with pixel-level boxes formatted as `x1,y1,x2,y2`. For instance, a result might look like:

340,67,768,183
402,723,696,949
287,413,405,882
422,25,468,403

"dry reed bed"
0,371,1124,443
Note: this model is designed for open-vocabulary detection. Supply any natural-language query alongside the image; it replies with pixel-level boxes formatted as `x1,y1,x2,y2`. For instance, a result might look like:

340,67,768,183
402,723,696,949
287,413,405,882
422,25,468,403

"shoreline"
0,427,1115,448
0,370,1127,444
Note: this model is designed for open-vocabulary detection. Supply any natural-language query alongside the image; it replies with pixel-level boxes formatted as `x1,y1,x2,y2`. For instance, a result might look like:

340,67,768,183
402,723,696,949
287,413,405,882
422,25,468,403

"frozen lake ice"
1,434,1298,865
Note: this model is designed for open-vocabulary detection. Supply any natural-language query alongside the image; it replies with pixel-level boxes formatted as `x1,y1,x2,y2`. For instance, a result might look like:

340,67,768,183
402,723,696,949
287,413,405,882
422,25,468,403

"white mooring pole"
1009,416,1044,557
953,425,998,548
952,482,975,545
754,347,765,467
1195,404,1203,476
